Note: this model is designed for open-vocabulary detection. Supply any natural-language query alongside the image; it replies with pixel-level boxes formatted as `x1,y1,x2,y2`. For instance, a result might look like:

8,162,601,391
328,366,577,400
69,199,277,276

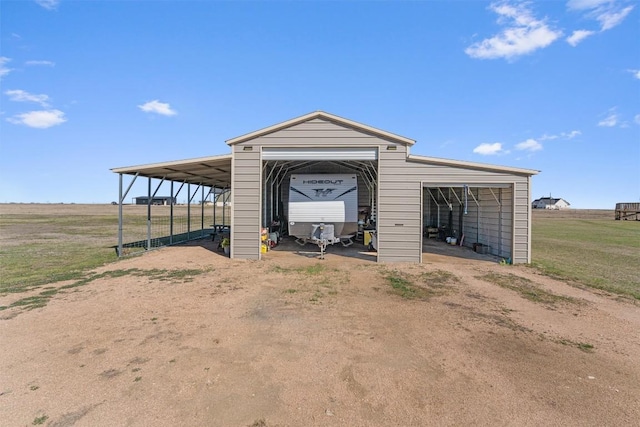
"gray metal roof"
111,154,232,188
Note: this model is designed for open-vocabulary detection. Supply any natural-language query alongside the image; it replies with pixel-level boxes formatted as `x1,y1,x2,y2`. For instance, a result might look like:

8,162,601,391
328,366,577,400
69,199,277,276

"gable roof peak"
226,111,415,146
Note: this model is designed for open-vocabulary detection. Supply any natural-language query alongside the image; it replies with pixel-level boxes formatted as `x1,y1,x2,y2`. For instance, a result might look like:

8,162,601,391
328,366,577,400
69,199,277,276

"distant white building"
532,197,571,210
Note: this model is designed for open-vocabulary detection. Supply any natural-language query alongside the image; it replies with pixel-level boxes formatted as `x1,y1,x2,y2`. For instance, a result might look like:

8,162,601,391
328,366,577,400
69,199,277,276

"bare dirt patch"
1,238,638,426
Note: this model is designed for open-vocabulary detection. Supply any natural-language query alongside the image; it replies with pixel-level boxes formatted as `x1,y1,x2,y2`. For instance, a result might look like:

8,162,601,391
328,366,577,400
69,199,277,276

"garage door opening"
261,149,379,260
422,184,514,261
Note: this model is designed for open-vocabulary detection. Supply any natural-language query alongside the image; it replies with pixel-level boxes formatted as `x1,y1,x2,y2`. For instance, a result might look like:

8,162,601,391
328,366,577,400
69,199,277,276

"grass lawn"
0,203,220,294
531,210,640,300
0,209,119,293
1,204,638,301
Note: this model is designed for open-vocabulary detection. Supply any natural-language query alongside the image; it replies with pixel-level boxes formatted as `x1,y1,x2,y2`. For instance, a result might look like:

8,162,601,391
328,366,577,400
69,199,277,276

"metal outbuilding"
112,111,539,263
133,196,176,205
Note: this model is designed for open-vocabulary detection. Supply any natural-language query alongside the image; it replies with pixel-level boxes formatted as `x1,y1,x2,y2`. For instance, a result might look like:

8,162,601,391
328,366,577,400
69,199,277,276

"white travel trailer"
288,174,358,254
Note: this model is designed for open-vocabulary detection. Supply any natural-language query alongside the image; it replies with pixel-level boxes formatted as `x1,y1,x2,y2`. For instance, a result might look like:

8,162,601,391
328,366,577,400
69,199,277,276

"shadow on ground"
178,235,503,264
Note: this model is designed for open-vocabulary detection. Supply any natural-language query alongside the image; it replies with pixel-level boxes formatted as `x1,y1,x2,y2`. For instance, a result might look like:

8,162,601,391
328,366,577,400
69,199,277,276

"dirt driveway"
1,238,639,426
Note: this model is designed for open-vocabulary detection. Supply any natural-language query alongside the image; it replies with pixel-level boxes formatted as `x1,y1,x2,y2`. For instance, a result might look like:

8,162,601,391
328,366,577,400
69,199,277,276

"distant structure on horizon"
532,197,571,210
133,196,176,206
615,202,640,221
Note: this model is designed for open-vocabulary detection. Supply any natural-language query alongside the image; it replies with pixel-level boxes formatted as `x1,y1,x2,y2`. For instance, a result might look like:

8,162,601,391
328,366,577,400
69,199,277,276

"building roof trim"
407,154,540,176
226,111,416,146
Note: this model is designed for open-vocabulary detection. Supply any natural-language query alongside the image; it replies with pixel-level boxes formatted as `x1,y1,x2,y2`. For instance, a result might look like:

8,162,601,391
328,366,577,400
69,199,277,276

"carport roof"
111,154,232,188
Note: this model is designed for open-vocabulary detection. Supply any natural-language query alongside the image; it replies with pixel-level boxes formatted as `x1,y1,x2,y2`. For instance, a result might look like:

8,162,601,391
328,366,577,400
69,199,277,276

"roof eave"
407,154,540,176
111,153,232,174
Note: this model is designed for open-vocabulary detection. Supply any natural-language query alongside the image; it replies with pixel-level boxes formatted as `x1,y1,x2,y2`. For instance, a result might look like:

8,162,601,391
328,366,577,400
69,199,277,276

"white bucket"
450,238,457,245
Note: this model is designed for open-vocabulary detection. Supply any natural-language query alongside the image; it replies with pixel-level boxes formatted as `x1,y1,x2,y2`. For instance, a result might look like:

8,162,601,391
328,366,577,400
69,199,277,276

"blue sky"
1,0,638,208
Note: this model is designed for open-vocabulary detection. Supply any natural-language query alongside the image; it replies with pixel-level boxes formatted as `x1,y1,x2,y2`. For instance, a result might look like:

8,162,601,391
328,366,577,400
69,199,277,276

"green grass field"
1,205,638,300
0,206,119,293
0,203,226,294
531,210,640,300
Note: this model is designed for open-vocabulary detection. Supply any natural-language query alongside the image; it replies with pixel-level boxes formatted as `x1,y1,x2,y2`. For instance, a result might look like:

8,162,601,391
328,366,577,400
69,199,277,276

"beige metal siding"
385,155,530,263
378,148,422,262
250,119,396,147
513,181,530,264
230,116,533,264
231,146,261,260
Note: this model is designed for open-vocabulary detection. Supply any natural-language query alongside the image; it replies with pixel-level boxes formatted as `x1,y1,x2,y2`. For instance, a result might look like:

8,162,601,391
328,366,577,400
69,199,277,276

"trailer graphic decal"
290,187,313,200
332,186,357,200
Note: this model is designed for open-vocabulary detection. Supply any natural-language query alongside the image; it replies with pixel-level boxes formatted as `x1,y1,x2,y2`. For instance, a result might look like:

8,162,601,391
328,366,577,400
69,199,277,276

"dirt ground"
1,237,639,427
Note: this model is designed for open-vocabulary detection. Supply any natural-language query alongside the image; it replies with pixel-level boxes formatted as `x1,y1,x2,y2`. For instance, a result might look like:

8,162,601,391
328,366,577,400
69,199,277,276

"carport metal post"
117,172,138,257
173,180,186,244
465,186,481,244
147,177,152,250
262,163,268,227
205,187,214,234
489,188,503,256
118,174,123,256
437,188,453,234
264,163,283,227
147,176,167,250
170,181,174,245
222,190,229,225
214,189,220,228
201,185,205,237
187,184,191,240
426,189,441,228
187,183,202,240
273,163,286,218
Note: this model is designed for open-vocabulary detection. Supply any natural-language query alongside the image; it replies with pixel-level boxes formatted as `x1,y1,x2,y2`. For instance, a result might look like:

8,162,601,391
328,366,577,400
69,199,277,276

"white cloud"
598,112,618,127
567,0,634,32
566,29,595,46
628,69,640,80
0,57,12,79
473,142,504,155
596,5,634,31
7,109,66,129
138,100,177,116
35,0,60,10
539,133,558,141
563,130,581,139
5,89,50,107
465,2,562,60
516,138,543,151
567,0,612,9
634,114,640,125
25,60,55,67
540,130,581,140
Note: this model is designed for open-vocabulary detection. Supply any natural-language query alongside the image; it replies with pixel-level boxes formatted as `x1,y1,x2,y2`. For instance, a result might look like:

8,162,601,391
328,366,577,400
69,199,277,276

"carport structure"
112,111,538,263
111,154,233,255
